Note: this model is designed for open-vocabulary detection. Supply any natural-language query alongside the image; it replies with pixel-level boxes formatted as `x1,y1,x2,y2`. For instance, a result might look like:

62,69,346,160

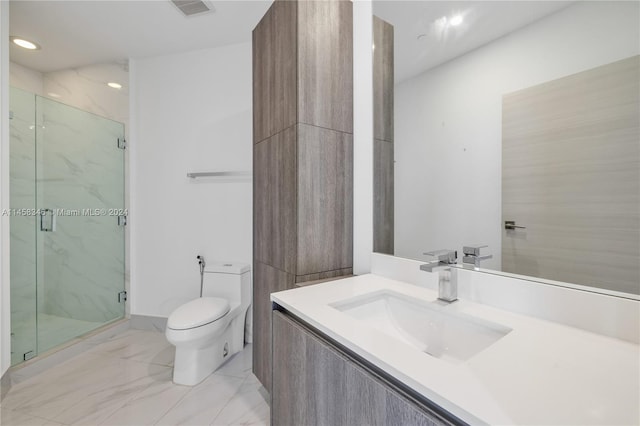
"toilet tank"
202,262,251,306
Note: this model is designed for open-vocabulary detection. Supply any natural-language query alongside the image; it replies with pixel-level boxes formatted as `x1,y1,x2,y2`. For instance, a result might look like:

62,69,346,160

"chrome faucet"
462,244,493,267
420,249,458,303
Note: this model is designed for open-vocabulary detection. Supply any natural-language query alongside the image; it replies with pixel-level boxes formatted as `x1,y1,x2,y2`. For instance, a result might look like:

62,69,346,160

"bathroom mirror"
372,1,640,297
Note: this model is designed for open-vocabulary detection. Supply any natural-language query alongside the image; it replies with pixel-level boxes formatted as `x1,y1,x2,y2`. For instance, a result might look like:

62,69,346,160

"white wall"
393,1,640,267
1,0,11,376
130,42,252,317
353,0,374,275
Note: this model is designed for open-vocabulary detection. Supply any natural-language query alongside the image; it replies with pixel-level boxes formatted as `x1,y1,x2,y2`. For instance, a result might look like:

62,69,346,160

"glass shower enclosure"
9,87,126,365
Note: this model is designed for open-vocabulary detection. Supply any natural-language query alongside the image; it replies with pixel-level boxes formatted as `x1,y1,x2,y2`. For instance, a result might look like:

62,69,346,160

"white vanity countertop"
271,274,639,426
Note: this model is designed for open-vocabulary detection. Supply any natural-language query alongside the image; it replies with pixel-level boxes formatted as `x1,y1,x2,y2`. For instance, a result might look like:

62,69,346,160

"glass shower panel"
35,96,125,353
9,87,37,365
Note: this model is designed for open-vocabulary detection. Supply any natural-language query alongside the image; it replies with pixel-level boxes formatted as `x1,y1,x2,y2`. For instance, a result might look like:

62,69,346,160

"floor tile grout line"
209,374,254,426
5,406,68,425
151,383,195,426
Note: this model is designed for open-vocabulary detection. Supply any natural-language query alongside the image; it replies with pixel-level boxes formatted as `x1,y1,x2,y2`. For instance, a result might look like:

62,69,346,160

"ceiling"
373,1,574,83
9,0,272,73
10,0,573,80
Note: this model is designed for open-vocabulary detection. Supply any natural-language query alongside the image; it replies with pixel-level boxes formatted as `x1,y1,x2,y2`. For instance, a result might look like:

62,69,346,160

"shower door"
9,87,126,365
34,96,126,354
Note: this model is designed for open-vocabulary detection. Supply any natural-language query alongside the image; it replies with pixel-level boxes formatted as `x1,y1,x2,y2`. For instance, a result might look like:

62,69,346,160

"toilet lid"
167,297,230,330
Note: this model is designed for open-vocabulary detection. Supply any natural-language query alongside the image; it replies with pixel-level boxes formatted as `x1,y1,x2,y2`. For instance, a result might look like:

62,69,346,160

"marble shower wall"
42,63,129,137
9,61,128,362
10,61,129,135
37,96,125,325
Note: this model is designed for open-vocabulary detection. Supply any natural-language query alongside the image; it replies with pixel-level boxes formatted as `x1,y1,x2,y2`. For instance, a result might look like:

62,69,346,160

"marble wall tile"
36,96,125,326
9,61,130,364
42,63,129,135
40,62,131,322
9,62,44,96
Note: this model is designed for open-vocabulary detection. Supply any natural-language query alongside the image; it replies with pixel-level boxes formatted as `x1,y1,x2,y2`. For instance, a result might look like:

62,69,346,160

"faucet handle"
463,244,488,256
424,249,457,264
462,244,492,266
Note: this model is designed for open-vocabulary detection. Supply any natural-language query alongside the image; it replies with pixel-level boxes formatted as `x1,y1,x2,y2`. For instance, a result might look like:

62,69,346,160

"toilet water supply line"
197,255,206,297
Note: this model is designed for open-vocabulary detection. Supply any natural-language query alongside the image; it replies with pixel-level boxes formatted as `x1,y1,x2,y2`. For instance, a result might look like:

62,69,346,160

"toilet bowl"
166,262,251,386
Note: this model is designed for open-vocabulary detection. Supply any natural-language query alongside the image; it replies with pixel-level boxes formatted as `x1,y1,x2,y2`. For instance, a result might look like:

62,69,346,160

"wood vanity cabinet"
252,0,354,392
272,310,462,426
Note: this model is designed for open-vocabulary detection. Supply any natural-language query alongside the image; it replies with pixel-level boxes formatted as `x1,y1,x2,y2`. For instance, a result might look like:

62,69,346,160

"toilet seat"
167,297,230,330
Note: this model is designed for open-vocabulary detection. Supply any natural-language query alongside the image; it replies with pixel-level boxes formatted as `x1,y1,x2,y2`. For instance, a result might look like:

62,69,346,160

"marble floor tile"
0,331,268,426
0,408,64,426
98,368,190,426
53,362,173,425
155,374,245,426
85,329,175,366
6,355,166,422
2,355,126,414
211,374,270,426
215,347,253,379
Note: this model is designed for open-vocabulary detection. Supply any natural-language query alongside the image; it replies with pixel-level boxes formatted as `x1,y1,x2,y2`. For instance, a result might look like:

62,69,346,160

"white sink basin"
330,290,512,363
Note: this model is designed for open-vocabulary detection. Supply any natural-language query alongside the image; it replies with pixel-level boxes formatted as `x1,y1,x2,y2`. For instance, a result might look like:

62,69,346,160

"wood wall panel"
502,55,640,295
297,124,353,276
252,1,297,144
253,127,297,273
374,138,394,255
373,15,394,143
297,0,353,134
372,16,395,255
253,0,354,392
252,262,294,391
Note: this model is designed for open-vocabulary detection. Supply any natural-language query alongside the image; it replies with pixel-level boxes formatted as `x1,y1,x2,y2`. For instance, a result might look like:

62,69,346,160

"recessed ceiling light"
449,14,464,27
107,82,122,90
10,36,40,50
47,92,61,99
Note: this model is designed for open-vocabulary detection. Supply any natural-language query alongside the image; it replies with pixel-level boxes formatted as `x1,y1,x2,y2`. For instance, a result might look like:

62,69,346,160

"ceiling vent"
171,0,215,17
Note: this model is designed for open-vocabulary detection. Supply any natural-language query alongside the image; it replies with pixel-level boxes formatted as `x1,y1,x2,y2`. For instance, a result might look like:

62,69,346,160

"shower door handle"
40,208,56,232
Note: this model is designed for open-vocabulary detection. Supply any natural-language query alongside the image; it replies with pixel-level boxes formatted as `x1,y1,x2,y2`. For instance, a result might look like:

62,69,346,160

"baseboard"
130,314,167,332
131,310,254,344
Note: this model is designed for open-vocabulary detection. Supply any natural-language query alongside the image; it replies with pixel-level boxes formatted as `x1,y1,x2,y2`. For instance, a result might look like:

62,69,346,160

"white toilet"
165,261,251,386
